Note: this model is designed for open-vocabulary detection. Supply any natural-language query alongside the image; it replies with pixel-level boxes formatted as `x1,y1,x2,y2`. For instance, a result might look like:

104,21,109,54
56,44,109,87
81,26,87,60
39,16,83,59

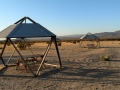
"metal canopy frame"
14,17,37,24
79,39,100,48
0,17,62,77
79,33,100,48
6,38,34,64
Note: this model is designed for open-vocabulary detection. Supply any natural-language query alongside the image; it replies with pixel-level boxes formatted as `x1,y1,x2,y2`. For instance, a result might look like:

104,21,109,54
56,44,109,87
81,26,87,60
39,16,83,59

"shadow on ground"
39,65,120,84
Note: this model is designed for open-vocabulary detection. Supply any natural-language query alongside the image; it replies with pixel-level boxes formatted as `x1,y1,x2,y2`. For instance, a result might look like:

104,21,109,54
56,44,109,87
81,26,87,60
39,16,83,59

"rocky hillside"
95,30,120,39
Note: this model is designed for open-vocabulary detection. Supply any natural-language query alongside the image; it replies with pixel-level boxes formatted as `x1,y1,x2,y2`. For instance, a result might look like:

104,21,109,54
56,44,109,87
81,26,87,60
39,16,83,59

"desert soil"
0,41,120,90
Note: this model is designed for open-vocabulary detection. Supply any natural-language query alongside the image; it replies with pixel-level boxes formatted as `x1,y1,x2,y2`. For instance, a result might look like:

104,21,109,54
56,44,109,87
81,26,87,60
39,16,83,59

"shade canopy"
0,17,56,38
80,32,99,40
0,17,62,77
79,32,100,48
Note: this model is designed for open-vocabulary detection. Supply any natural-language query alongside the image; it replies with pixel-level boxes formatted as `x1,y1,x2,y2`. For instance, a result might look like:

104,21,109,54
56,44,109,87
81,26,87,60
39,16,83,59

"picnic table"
86,44,95,48
15,54,44,71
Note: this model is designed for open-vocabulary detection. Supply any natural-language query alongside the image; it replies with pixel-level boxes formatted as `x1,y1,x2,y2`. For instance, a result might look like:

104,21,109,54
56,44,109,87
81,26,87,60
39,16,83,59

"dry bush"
57,42,62,46
73,41,76,44
17,42,27,50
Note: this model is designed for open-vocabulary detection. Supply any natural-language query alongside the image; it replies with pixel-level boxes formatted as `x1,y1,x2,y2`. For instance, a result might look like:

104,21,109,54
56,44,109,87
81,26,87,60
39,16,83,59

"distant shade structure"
80,32,99,40
80,32,100,48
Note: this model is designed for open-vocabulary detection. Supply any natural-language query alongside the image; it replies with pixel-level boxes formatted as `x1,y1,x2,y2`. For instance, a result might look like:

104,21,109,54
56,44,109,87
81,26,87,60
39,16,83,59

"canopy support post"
98,40,100,48
53,37,62,67
79,39,82,47
36,38,52,76
1,38,8,66
6,38,23,64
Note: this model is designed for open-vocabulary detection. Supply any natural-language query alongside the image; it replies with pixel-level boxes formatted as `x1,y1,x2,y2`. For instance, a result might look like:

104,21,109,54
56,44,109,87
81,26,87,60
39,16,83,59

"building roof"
0,17,56,38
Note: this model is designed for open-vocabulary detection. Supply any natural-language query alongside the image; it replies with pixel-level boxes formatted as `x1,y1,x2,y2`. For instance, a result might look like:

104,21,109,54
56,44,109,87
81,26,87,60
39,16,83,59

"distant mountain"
94,30,120,39
58,30,120,40
4,30,120,42
25,30,120,41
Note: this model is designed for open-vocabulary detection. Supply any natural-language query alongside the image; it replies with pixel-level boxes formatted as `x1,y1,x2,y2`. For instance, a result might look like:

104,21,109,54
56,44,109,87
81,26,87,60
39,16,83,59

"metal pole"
81,39,86,48
96,40,98,48
1,38,8,66
36,39,52,75
53,37,62,67
27,17,37,24
14,17,26,24
79,39,82,47
43,41,51,56
6,38,22,64
99,40,100,48
20,18,25,24
9,38,35,76
25,17,26,23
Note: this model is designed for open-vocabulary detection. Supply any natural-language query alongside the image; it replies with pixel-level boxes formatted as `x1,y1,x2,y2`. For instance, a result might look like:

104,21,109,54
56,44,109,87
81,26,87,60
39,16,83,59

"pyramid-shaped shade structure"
0,17,56,38
80,32,99,40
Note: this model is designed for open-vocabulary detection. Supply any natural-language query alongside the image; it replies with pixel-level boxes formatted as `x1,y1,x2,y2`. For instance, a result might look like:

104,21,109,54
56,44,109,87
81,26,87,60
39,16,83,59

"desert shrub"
7,41,11,46
0,41,4,44
0,47,3,49
27,43,31,47
2,40,7,44
57,42,62,46
73,41,76,44
30,42,34,45
77,40,80,43
46,41,50,44
17,42,26,50
100,55,110,61
14,40,19,44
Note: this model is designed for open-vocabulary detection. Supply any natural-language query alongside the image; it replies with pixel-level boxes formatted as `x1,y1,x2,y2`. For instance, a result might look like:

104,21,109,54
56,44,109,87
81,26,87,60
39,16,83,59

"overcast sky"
0,0,120,36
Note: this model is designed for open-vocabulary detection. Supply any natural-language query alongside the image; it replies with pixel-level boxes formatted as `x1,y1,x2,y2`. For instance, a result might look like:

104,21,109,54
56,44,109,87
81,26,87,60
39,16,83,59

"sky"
0,0,120,36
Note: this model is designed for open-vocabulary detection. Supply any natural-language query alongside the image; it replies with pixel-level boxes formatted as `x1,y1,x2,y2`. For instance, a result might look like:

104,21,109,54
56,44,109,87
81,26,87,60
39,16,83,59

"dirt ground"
0,41,120,90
